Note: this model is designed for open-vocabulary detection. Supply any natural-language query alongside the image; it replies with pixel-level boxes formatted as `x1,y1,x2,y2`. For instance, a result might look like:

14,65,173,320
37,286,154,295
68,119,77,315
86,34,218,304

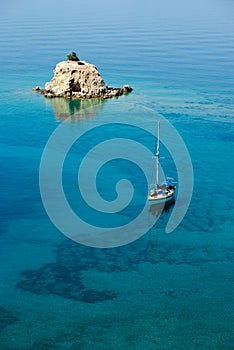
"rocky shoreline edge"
33,58,132,99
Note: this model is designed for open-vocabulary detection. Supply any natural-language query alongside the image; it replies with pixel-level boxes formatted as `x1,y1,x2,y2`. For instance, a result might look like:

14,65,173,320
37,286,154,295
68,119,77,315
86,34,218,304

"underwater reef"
0,306,18,331
16,233,232,303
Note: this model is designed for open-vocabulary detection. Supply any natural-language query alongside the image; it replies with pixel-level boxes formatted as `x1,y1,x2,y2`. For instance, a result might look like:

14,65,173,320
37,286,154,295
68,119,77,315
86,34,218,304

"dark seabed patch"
0,306,18,331
16,259,118,303
16,235,233,302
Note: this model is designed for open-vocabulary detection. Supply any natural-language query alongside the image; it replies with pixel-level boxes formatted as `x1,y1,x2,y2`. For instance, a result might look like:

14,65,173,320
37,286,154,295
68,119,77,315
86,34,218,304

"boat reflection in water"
146,198,175,264
45,97,107,122
148,196,175,219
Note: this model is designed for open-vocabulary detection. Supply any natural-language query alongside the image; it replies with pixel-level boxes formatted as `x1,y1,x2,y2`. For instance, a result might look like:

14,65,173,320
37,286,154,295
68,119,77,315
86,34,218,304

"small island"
33,52,132,99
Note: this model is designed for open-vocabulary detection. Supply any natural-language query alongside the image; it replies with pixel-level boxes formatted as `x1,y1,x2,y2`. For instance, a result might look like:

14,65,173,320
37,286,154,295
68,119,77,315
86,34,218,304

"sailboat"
148,121,176,204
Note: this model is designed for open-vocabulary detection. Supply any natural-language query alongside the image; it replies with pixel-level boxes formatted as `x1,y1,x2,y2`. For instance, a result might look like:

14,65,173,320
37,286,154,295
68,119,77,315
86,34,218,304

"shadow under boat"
45,97,107,122
148,196,175,218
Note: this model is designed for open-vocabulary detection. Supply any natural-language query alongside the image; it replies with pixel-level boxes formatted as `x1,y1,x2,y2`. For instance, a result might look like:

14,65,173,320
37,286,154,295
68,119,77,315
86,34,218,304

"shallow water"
0,1,233,349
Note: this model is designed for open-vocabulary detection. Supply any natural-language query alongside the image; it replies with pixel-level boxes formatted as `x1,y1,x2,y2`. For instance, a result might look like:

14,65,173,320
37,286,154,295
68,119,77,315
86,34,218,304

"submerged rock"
0,306,18,330
33,60,132,99
16,260,118,303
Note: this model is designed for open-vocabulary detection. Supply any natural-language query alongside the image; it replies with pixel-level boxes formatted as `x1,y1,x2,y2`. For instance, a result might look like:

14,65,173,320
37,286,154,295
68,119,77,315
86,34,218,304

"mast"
155,121,160,188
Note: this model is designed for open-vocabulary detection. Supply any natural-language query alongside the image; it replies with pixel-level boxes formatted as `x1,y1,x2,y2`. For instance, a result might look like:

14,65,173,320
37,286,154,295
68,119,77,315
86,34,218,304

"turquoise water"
0,1,234,349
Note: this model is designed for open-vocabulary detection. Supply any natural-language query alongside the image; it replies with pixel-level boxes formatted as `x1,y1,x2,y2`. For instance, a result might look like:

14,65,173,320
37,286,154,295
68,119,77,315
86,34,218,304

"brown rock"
34,60,132,99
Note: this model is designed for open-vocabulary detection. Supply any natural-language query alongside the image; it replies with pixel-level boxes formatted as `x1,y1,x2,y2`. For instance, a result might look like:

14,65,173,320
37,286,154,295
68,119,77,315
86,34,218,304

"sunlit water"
0,2,233,349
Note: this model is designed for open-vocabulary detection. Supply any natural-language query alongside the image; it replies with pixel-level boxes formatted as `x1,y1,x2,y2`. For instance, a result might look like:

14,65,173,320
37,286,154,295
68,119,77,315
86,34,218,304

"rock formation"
33,59,132,99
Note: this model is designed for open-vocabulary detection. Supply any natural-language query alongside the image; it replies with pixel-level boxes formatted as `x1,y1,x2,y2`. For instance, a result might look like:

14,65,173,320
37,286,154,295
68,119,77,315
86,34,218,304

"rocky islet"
33,58,132,99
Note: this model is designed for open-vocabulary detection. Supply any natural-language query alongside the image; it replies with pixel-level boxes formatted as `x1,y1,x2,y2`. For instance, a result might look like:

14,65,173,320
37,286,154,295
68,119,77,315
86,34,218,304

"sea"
0,1,233,349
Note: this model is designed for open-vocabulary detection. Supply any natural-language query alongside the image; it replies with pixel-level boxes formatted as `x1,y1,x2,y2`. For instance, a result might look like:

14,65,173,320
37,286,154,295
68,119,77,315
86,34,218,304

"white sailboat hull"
148,188,175,204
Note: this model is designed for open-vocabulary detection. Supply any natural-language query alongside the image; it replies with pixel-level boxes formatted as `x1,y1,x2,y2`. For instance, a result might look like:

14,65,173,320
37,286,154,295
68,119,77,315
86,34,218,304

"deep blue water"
0,1,233,349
